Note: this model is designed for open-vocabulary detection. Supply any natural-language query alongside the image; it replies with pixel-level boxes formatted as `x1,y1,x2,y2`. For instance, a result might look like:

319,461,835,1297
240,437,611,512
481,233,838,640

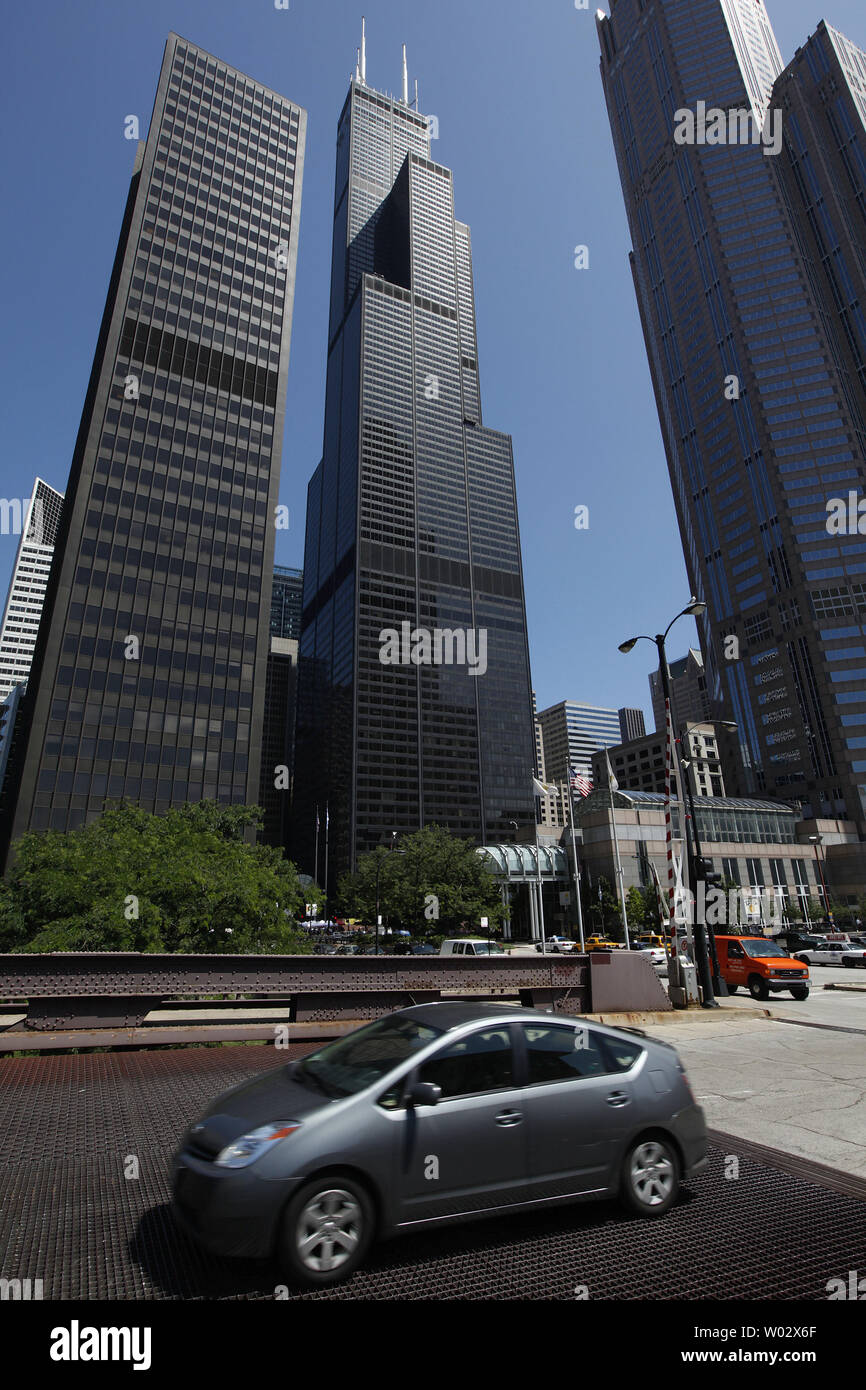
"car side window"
418,1027,513,1098
728,943,743,959
521,1024,608,1083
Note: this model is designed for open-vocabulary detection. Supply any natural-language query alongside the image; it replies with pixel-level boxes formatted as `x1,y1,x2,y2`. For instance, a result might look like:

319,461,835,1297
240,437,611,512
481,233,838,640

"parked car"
410,943,438,956
439,938,504,956
634,945,667,970
715,935,810,1000
535,935,577,954
794,941,866,967
776,932,829,954
171,1003,707,1286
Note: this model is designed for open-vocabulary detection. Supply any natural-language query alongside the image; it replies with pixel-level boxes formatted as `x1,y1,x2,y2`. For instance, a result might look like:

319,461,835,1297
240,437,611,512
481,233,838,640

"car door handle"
606,1091,630,1107
495,1110,523,1126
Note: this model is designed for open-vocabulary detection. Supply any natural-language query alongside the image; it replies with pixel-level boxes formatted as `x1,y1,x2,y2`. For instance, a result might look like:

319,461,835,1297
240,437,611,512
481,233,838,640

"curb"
584,1005,769,1027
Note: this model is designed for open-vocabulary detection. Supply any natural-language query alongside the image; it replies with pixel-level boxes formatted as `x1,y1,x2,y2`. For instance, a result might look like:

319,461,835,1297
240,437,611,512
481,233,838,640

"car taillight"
679,1063,696,1104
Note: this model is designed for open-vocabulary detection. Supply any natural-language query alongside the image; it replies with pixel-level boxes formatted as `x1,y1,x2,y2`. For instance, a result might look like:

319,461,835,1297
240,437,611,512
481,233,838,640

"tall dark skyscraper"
598,0,866,837
2,34,305,858
296,32,535,882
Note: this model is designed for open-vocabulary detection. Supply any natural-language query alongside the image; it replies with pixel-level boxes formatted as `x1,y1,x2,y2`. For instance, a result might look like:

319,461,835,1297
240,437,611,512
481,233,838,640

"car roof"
398,1001,550,1029
394,1001,653,1043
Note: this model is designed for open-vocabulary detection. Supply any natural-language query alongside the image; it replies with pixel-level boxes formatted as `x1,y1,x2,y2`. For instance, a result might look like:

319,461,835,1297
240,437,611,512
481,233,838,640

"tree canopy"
0,801,309,954
338,824,506,935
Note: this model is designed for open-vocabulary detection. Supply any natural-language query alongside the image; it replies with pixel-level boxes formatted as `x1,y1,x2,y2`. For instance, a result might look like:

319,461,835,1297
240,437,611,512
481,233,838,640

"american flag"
569,766,593,798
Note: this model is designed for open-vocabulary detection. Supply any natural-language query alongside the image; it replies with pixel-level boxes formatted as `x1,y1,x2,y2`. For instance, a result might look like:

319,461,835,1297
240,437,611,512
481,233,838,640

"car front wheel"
790,986,809,1000
620,1136,680,1218
279,1176,374,1287
748,974,769,1001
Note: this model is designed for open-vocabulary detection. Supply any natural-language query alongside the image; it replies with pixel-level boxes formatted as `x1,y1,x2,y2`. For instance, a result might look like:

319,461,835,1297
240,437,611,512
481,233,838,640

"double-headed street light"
619,597,719,1008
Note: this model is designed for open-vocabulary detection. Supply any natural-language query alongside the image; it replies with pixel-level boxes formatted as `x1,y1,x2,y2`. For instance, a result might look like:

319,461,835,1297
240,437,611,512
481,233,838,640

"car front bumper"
171,1151,303,1260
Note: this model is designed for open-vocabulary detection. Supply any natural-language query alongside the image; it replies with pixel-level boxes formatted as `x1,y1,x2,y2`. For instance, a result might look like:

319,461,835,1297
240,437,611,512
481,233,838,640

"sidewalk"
635,1008,866,1179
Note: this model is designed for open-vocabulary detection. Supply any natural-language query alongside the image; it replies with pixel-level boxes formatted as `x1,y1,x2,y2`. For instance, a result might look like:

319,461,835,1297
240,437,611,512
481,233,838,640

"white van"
439,938,504,956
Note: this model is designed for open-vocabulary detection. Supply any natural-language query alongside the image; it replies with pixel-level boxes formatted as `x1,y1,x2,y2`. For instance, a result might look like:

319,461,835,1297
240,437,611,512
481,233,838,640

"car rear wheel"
620,1137,680,1218
279,1176,374,1287
726,984,737,994
790,986,809,1000
748,974,769,1001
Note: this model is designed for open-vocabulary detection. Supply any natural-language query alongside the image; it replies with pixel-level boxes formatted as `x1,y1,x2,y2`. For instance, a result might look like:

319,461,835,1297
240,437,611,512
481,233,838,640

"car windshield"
293,1015,444,1098
741,939,789,958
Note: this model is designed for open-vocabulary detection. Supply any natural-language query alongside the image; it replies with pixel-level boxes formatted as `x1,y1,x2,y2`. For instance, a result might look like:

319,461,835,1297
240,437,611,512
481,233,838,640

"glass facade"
598,0,866,833
538,701,622,782
270,565,303,639
2,34,305,852
295,74,535,884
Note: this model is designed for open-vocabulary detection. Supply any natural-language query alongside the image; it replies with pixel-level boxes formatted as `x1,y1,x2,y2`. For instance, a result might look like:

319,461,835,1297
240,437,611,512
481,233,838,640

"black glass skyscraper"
2,33,305,858
296,34,535,883
598,1,866,837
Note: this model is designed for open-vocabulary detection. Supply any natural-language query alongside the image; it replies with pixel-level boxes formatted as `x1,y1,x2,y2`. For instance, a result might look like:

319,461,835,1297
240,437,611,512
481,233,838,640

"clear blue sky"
2,0,864,728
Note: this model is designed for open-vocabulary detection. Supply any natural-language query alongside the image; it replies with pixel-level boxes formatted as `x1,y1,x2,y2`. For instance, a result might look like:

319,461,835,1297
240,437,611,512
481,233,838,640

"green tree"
0,802,309,954
338,824,507,936
588,876,622,938
625,886,647,932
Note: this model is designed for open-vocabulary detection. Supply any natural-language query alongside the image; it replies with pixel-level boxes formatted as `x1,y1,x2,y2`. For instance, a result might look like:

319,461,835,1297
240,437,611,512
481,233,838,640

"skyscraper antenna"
360,16,367,84
355,48,360,82
401,44,409,104
414,78,419,110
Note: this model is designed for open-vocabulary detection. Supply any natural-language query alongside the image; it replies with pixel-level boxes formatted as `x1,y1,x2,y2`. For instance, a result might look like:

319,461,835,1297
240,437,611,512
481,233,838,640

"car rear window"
600,1035,644,1072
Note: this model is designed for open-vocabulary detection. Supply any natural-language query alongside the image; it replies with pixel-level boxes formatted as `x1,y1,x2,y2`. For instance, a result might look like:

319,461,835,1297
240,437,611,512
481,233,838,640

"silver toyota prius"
172,1003,707,1287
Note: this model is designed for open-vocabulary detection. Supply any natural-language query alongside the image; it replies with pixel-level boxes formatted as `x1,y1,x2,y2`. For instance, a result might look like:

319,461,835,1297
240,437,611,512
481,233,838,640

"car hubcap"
630,1142,675,1206
296,1189,362,1272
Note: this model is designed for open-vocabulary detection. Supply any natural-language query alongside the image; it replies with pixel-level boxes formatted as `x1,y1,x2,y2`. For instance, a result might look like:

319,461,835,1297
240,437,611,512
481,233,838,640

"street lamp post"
619,597,718,1008
373,835,405,956
808,834,833,927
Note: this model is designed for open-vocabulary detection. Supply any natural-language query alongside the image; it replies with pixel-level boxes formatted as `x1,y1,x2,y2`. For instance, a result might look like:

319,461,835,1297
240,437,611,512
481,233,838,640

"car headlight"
214,1121,301,1169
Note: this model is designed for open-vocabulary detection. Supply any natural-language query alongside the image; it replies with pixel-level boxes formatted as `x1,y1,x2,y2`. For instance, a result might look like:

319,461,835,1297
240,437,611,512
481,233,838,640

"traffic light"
696,857,723,891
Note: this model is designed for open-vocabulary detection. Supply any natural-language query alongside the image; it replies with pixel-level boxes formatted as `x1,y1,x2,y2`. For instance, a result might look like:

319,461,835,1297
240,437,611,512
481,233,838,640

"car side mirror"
407,1081,441,1107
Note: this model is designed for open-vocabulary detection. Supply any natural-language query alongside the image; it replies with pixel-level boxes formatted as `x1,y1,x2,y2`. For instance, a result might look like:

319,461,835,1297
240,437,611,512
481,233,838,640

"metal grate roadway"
1,1045,863,1301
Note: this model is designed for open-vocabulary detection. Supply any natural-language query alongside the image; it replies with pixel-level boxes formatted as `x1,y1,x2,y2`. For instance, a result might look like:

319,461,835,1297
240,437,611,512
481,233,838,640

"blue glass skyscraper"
599,0,866,847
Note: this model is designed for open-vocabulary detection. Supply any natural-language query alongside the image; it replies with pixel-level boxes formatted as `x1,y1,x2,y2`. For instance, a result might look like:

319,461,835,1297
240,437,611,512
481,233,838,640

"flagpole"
606,749,630,949
323,804,329,913
314,806,320,888
565,777,586,951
